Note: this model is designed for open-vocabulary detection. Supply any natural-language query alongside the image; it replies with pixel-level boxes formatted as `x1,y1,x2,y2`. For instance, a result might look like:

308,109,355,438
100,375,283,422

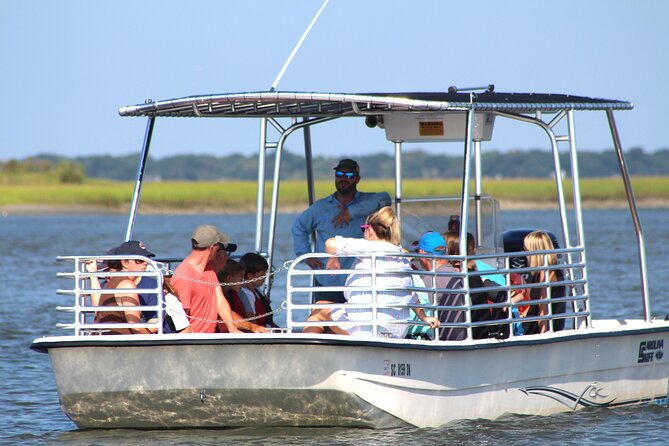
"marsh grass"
1,177,667,211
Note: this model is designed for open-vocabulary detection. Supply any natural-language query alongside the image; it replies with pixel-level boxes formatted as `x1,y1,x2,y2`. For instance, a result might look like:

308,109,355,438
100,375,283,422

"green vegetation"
0,157,85,185
13,147,669,181
1,177,667,211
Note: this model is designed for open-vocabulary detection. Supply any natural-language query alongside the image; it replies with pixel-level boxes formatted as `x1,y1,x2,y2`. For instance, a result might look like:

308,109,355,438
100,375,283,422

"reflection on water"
1,209,669,445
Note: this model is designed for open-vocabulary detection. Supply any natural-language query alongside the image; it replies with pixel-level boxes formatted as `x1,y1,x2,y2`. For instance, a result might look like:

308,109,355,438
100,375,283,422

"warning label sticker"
418,121,444,136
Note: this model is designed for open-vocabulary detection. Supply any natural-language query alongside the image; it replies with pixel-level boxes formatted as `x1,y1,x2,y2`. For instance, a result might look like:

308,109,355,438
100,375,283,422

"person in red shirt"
171,224,267,334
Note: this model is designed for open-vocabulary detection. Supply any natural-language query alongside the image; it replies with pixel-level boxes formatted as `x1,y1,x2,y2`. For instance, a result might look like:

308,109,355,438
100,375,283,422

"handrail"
287,248,590,340
56,255,165,336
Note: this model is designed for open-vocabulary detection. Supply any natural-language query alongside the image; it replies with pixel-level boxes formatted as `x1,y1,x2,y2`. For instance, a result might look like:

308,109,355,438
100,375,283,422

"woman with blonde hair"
522,230,567,334
304,206,439,337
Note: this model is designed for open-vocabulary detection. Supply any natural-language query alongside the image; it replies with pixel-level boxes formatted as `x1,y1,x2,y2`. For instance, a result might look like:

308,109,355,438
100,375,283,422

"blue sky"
1,0,667,161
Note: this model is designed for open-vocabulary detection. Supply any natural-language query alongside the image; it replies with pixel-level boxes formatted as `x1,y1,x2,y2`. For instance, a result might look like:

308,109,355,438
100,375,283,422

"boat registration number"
384,360,411,377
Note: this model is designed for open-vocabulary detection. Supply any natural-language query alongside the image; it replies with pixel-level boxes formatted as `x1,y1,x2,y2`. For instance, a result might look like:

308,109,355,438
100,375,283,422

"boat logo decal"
383,359,411,377
520,384,616,410
638,339,664,363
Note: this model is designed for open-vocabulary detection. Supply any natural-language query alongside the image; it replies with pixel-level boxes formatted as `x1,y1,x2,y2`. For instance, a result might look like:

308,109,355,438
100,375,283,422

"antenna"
270,0,330,91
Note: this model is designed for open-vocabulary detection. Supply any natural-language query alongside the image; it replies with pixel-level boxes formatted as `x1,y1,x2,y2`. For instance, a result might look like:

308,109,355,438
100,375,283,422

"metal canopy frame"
119,91,632,119
120,90,649,320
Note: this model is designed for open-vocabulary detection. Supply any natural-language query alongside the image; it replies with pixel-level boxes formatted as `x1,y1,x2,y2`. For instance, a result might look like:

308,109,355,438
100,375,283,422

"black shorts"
312,279,347,304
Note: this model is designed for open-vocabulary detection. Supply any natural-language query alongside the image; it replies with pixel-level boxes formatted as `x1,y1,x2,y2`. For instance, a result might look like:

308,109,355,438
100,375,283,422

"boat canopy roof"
119,91,633,119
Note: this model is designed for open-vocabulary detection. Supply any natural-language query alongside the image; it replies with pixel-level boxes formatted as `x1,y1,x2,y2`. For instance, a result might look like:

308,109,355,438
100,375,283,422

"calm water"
2,209,669,445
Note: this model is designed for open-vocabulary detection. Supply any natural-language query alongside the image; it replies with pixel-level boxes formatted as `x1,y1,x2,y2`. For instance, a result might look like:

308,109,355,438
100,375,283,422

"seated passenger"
239,253,279,328
426,231,467,340
522,230,567,335
304,206,439,337
464,232,529,336
464,232,505,285
216,259,248,319
138,271,192,334
413,231,458,340
94,241,156,335
442,231,511,340
171,224,268,334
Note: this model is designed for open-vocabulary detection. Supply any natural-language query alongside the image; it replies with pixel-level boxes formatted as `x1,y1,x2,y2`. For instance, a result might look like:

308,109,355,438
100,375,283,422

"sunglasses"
335,170,356,179
360,224,370,234
218,242,238,253
133,259,147,264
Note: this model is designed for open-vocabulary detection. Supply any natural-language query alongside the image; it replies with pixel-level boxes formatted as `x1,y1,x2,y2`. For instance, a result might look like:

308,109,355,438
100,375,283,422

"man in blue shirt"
292,159,391,303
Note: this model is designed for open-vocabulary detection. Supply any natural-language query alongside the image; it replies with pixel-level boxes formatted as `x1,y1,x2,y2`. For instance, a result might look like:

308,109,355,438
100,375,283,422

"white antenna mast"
270,0,330,91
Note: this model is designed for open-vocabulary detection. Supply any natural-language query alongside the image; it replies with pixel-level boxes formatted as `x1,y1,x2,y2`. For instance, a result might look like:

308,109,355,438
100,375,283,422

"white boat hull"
32,319,669,429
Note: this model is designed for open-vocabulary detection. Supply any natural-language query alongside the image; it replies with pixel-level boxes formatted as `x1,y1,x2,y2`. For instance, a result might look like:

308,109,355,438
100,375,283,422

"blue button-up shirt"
292,191,392,287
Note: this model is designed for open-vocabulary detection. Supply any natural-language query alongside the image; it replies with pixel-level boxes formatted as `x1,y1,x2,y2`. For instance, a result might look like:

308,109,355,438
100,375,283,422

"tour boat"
31,89,669,429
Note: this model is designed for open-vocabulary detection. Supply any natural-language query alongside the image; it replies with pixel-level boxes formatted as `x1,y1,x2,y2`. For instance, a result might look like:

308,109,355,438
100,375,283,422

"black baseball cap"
333,159,360,173
114,240,156,257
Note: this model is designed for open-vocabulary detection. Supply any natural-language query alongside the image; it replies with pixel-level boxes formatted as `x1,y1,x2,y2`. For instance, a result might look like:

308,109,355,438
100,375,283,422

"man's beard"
336,181,355,194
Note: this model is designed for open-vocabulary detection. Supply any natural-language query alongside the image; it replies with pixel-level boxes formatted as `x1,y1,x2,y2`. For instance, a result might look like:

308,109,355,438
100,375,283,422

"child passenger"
239,253,278,328
216,259,247,332
217,259,245,315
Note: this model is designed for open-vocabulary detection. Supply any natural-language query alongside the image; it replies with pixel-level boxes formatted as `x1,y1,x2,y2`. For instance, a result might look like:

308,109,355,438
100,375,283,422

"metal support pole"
459,109,475,258
394,141,402,223
494,111,570,247
255,118,268,253
474,139,483,249
566,110,590,327
304,120,315,207
303,119,317,297
606,110,651,321
265,116,335,298
461,108,475,341
125,116,154,241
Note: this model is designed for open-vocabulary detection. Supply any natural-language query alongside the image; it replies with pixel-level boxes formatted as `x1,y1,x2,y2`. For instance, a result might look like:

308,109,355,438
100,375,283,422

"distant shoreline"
3,198,667,216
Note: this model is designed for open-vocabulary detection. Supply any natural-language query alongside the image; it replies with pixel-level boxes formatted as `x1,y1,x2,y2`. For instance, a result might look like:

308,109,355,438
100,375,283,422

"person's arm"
325,237,338,254
345,192,392,219
116,279,152,334
332,236,388,256
292,208,323,270
85,260,102,306
216,286,242,333
229,310,270,333
412,308,440,329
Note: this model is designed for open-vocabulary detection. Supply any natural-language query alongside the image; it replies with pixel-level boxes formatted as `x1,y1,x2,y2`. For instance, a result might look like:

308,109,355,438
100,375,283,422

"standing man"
171,224,267,334
292,159,391,303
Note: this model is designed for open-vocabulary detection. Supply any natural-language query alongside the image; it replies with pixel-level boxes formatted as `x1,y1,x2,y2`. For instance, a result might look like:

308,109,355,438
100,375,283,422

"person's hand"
251,325,270,333
425,317,440,329
85,260,97,273
326,257,341,272
331,206,351,228
226,324,242,334
306,258,323,269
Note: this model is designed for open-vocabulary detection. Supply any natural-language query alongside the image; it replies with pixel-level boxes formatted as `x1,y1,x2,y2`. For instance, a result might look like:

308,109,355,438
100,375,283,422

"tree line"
4,147,668,182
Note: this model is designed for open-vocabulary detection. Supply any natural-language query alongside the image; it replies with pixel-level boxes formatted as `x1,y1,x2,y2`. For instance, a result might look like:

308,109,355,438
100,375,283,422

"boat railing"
55,255,165,336
286,246,590,340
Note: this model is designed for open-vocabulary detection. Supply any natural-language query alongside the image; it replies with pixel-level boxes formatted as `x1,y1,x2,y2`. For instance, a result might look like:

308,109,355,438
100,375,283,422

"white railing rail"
56,255,165,336
287,247,590,340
